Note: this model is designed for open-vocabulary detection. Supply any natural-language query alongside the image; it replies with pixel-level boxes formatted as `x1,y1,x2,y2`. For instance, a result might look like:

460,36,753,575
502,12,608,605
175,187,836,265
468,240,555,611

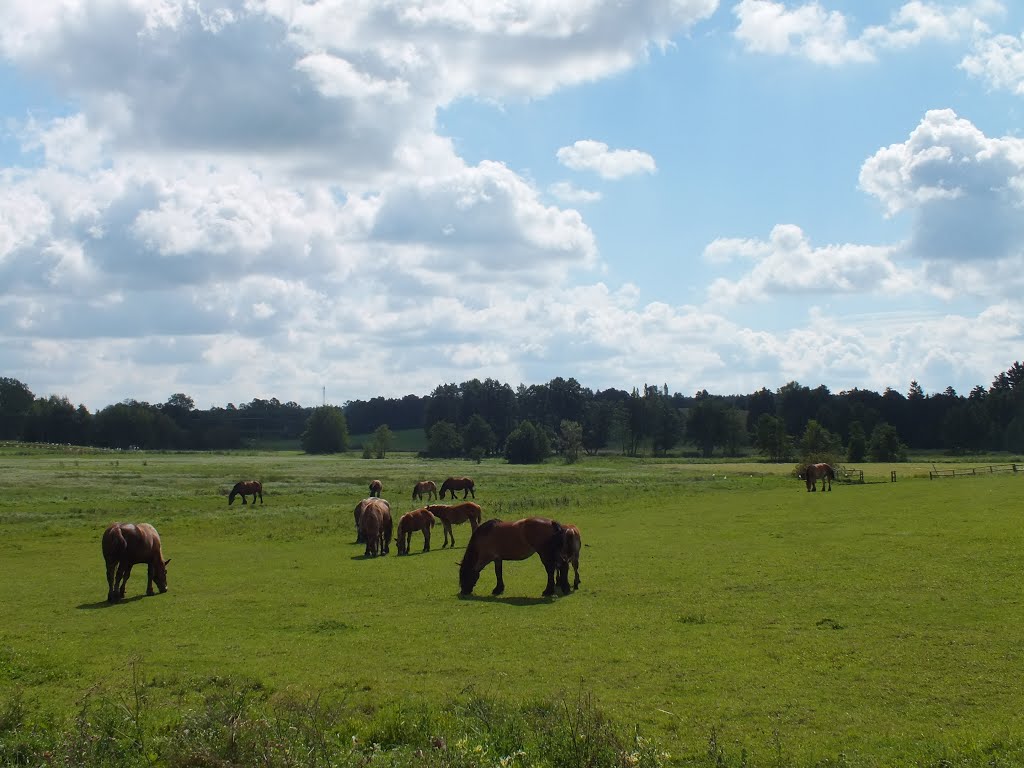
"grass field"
1,446,1022,766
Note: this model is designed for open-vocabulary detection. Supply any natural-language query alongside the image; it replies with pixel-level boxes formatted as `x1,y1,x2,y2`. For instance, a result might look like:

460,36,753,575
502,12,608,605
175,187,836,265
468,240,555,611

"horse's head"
459,563,479,595
153,558,170,593
227,490,236,505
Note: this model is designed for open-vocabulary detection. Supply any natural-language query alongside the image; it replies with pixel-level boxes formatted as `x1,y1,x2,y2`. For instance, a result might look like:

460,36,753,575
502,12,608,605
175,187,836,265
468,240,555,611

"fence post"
891,470,897,483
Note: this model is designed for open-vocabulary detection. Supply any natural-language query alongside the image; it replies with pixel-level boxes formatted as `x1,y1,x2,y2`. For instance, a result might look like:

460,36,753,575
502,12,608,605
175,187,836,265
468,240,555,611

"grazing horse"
439,476,475,500
459,517,569,597
412,480,438,502
353,498,376,544
369,479,383,498
359,498,392,557
396,508,436,555
102,523,170,603
804,463,836,492
426,502,481,548
228,480,263,505
558,524,582,592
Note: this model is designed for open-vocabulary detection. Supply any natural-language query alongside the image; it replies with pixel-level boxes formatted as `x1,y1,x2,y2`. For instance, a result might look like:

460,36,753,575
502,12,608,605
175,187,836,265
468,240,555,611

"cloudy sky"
2,0,1023,411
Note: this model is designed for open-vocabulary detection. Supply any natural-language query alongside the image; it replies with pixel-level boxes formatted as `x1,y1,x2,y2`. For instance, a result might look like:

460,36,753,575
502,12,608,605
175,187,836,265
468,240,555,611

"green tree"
798,419,842,465
505,420,550,464
867,422,906,462
686,396,729,458
427,420,462,458
847,421,867,462
300,406,349,454
754,414,792,462
559,419,583,464
0,377,35,439
462,414,496,458
370,424,393,458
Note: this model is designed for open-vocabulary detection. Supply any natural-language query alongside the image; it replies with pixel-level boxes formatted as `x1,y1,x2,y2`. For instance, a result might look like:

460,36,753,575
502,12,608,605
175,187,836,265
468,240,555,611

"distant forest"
2,362,1023,461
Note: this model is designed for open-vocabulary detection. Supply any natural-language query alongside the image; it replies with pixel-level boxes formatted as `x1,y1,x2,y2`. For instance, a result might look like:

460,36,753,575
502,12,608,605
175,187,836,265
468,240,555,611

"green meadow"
1,446,1023,766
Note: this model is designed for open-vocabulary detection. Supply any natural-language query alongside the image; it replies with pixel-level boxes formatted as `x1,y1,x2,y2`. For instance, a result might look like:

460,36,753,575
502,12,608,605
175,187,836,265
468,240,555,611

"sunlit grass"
0,448,1022,765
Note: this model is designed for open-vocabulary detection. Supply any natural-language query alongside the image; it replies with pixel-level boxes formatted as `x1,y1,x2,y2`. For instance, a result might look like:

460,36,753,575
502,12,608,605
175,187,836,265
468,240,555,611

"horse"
228,480,263,505
804,463,836,492
459,517,569,597
412,480,438,502
359,498,392,557
353,498,377,543
396,507,436,555
558,524,582,591
426,502,482,548
101,523,170,603
439,476,475,500
369,479,383,498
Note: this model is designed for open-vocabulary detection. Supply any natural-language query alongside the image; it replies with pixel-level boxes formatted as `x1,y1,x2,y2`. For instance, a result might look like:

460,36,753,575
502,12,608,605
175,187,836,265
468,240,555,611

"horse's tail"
103,523,127,560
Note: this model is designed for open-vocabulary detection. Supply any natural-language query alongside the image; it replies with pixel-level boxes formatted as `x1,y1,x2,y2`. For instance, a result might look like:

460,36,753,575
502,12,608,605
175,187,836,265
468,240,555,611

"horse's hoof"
491,587,504,596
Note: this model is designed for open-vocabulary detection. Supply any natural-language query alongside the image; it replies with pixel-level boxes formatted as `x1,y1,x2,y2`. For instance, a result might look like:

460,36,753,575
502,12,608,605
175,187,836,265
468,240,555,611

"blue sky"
1,1,1023,410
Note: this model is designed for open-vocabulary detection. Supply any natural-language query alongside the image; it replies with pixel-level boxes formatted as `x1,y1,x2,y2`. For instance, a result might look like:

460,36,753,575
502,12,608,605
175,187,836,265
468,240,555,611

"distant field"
0,448,1022,765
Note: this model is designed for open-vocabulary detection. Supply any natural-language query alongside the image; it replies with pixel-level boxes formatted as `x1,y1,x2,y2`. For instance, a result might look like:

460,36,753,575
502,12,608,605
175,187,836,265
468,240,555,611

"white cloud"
961,30,1024,94
704,224,913,304
549,181,602,203
859,109,1024,292
556,140,657,179
733,0,1001,66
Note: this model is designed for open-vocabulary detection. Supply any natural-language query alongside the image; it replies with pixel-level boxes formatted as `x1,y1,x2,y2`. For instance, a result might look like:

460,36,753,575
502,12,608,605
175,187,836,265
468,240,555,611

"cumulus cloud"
704,224,914,304
733,0,1001,66
556,140,657,179
859,109,1024,294
549,181,602,203
961,30,1024,94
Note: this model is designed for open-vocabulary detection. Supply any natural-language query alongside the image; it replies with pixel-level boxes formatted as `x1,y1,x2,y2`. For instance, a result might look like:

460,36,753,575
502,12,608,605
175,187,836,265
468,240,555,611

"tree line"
2,362,1023,463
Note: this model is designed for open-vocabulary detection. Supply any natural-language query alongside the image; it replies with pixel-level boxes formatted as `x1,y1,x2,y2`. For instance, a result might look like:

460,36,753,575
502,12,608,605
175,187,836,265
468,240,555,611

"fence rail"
837,468,864,483
929,464,1019,480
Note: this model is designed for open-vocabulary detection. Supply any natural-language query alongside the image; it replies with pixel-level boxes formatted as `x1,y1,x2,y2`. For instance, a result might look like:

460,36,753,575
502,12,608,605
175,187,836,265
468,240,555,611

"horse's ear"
164,559,171,566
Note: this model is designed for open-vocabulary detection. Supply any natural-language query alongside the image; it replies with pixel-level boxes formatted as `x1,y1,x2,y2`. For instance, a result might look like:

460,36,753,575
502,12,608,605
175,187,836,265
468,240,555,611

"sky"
2,0,1024,411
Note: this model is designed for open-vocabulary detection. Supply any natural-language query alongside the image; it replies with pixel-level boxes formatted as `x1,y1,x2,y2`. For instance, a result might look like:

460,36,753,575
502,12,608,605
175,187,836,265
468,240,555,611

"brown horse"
412,480,438,502
804,463,836,492
426,502,482,548
396,508,436,555
353,498,376,543
228,480,263,505
102,523,170,603
459,517,568,597
359,498,392,557
439,476,475,499
558,524,582,591
369,479,383,497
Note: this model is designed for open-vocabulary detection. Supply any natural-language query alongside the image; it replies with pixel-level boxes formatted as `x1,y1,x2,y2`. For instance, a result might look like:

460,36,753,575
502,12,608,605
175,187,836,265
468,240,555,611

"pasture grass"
1,448,1023,766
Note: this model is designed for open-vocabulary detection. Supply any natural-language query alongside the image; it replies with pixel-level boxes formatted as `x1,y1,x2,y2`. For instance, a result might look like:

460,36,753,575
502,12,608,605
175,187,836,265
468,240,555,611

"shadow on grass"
77,594,149,609
457,592,571,606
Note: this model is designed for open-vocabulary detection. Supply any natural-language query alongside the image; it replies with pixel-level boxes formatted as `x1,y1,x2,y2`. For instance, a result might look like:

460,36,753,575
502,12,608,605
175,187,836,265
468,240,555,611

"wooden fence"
837,468,864,484
929,464,1020,480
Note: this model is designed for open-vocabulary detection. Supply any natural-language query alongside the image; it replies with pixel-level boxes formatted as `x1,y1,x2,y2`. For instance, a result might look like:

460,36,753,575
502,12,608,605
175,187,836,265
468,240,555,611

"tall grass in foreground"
3,671,1023,768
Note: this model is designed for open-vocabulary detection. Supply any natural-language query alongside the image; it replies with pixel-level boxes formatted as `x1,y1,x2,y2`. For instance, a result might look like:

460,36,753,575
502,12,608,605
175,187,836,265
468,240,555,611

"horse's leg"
572,557,580,590
557,562,571,595
444,522,453,548
541,558,557,597
106,558,118,602
116,563,133,598
492,560,504,595
146,561,157,595
242,494,248,504
423,527,430,552
258,492,263,504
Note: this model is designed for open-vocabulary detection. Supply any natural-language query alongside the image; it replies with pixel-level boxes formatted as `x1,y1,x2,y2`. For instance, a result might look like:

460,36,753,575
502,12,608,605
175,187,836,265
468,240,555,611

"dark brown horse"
396,507,436,555
228,480,263,505
439,476,475,499
369,479,383,498
412,480,438,502
459,517,568,597
359,498,392,557
804,463,836,492
353,498,375,543
102,523,170,603
426,502,482,548
558,524,582,591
